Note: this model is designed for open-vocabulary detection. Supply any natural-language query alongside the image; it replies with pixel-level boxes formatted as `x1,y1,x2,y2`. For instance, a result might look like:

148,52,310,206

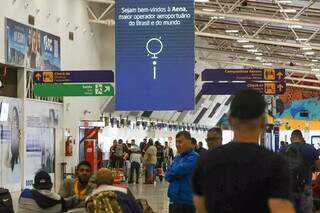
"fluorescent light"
195,0,209,2
211,16,218,19
256,57,262,60
280,9,297,13
218,16,225,19
296,38,308,41
312,59,319,62
263,63,273,66
305,51,315,55
277,0,292,3
312,68,320,72
242,45,254,48
225,29,239,33
301,47,312,50
255,53,263,56
288,25,302,29
202,8,216,12
237,39,249,43
247,49,258,52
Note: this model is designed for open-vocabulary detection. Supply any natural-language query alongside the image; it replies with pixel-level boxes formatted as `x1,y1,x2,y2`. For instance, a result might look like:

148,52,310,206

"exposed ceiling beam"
287,83,320,90
84,0,115,3
196,31,320,50
196,46,312,66
196,10,320,29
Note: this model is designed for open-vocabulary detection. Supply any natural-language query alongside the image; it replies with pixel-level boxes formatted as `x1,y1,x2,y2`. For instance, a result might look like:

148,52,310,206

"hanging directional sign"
202,82,286,95
34,83,114,97
202,68,285,82
33,70,114,84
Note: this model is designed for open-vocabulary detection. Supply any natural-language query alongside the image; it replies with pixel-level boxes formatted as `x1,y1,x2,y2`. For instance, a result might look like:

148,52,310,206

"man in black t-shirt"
192,89,295,213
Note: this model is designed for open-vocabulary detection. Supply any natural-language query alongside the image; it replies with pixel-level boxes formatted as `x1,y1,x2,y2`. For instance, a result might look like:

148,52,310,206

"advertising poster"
0,97,22,192
24,100,62,188
116,0,195,111
5,18,61,70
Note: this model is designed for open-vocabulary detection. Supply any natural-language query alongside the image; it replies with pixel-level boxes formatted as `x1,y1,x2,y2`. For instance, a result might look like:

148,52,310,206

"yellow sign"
264,68,275,80
264,82,275,94
43,71,54,83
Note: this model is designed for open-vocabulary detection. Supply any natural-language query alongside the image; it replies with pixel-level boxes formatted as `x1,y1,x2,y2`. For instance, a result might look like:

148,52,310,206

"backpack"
281,144,309,193
137,199,155,213
0,188,14,213
86,191,123,213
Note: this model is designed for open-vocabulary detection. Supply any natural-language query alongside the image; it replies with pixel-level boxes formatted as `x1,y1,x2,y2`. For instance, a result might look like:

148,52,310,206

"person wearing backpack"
85,168,142,213
114,139,125,168
280,129,320,213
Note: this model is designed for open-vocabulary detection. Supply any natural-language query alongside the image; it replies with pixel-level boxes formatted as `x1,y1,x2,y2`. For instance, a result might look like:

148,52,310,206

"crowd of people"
16,88,320,213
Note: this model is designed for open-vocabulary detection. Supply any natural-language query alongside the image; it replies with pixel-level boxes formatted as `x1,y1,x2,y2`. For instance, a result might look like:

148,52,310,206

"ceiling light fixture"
301,47,312,50
312,59,319,62
263,63,273,66
218,16,225,19
305,51,315,55
312,68,320,72
256,57,262,60
277,0,292,3
255,53,263,56
242,45,254,48
225,29,239,33
202,8,216,12
195,0,209,2
296,38,308,41
247,49,258,52
280,9,297,13
237,39,249,43
288,25,302,29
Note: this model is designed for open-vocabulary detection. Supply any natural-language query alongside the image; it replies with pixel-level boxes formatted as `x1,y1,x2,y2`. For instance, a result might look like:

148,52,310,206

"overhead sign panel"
202,82,286,95
115,0,195,111
33,70,114,83
202,68,285,82
34,84,114,97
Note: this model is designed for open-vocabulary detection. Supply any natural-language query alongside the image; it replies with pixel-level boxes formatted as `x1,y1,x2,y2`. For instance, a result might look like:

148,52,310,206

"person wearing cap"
192,89,295,213
86,168,142,213
19,170,66,212
59,160,95,208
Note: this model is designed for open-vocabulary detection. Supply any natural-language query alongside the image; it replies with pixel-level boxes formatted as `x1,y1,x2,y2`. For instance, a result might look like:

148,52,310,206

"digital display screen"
115,0,195,111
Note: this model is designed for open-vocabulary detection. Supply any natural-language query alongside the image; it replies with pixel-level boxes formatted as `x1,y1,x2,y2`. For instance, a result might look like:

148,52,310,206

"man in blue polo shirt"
165,131,199,213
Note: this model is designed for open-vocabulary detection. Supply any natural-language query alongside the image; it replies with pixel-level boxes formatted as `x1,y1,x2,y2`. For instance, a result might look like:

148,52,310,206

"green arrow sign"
34,83,114,97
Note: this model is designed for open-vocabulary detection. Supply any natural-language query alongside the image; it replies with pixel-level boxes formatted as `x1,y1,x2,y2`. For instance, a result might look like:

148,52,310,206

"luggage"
0,188,14,213
281,144,309,193
137,199,155,213
86,191,123,213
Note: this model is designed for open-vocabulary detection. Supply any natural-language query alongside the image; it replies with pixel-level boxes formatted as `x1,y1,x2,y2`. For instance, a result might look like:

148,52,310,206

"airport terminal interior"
0,0,320,212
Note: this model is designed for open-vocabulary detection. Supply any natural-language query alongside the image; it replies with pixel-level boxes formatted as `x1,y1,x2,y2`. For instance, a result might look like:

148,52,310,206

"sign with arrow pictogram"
202,68,285,82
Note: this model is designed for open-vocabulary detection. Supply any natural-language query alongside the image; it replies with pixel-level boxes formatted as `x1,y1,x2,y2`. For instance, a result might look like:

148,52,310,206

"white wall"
0,0,116,186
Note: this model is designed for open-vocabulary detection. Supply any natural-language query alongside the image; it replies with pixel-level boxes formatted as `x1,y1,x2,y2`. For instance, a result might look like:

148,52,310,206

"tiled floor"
12,180,170,213
129,181,169,213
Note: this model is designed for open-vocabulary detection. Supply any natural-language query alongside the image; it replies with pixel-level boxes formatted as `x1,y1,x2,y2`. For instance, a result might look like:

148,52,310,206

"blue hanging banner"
115,0,195,111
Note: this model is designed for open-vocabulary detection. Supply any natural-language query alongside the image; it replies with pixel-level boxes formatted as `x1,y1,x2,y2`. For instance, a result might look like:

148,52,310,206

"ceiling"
84,0,320,126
